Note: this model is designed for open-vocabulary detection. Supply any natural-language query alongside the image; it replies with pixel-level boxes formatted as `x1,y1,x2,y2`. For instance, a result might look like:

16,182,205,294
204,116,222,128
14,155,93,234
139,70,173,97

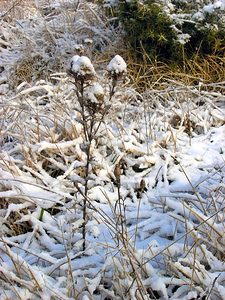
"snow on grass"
0,69,224,298
0,0,119,94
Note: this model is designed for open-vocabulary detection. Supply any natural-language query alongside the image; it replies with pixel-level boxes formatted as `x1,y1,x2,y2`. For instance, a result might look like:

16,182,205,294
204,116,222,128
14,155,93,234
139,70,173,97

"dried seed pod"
114,163,121,182
85,83,105,114
107,55,127,77
70,55,96,83
140,178,146,193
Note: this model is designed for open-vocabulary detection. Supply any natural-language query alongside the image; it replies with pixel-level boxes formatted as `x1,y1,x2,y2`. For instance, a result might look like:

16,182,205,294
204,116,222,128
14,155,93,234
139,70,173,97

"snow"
214,0,225,9
85,83,105,103
192,11,205,21
1,78,223,297
70,55,96,78
107,54,127,74
203,4,215,14
177,33,191,45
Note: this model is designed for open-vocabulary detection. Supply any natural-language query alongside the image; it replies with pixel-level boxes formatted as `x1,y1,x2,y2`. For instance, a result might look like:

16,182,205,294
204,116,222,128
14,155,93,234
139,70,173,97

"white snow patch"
107,55,127,74
70,55,96,77
85,83,105,103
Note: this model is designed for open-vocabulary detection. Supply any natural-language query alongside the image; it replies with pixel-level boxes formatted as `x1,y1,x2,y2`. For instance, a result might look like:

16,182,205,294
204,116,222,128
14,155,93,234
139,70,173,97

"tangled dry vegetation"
0,1,225,299
124,52,225,93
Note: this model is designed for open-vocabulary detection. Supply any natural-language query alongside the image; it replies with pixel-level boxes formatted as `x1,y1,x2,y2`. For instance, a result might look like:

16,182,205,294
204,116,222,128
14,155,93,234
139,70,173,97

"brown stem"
82,116,95,251
82,140,90,251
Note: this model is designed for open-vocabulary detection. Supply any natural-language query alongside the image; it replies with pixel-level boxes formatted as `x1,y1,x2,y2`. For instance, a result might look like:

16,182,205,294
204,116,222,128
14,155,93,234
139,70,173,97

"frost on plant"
68,53,127,251
70,55,96,81
107,55,127,96
107,54,127,76
84,83,105,113
85,83,104,103
111,0,225,61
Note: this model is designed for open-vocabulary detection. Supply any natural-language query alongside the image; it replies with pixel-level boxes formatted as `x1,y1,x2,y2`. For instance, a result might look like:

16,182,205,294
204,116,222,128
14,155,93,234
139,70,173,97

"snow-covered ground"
0,1,225,299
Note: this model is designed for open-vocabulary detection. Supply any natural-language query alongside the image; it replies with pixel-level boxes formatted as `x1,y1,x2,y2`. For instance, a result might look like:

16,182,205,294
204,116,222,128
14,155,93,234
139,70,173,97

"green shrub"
108,0,225,63
117,0,181,62
175,1,225,57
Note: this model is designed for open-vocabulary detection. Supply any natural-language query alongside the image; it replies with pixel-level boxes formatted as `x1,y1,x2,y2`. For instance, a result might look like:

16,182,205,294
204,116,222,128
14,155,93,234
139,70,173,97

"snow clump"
214,0,225,9
70,55,96,79
107,55,127,75
85,83,105,104
177,33,191,45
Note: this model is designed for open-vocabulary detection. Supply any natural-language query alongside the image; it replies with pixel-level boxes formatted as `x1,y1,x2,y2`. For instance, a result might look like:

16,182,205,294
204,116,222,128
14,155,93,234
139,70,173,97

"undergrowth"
125,52,225,92
98,0,225,90
0,67,224,298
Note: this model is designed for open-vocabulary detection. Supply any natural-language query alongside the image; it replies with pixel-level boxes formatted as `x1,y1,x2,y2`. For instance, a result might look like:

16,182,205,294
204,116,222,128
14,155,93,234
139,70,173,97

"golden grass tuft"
10,54,46,88
121,51,225,92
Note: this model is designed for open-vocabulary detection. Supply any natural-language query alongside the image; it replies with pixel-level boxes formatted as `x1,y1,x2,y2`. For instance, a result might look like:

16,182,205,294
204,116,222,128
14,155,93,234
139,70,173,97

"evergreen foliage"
118,0,180,61
111,0,225,63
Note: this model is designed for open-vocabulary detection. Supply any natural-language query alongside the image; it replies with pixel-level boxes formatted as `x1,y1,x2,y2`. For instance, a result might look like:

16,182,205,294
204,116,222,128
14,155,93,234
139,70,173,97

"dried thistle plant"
69,54,127,251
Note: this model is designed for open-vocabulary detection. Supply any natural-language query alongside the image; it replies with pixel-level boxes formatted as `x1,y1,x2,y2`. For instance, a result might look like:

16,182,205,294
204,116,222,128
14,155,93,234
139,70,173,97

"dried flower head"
84,83,105,113
140,178,146,193
85,83,104,104
70,55,96,81
107,55,127,77
114,163,121,183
